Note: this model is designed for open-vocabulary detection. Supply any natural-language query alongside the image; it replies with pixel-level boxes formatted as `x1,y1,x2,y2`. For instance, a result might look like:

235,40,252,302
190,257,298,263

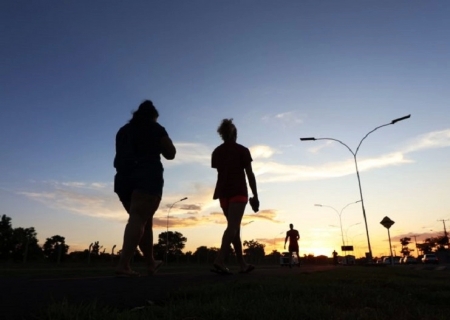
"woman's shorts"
219,195,248,209
114,170,163,213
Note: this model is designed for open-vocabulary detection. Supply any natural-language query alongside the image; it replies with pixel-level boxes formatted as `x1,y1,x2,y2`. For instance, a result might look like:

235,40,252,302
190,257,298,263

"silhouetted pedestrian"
211,119,258,275
114,100,176,276
284,223,300,267
332,250,338,265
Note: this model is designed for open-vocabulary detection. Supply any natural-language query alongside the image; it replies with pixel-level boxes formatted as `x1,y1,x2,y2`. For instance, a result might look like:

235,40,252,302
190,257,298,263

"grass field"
31,265,450,320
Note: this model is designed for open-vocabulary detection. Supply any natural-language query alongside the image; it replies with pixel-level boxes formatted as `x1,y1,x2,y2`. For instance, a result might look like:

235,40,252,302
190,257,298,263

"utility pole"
411,235,418,255
437,219,449,248
437,219,449,237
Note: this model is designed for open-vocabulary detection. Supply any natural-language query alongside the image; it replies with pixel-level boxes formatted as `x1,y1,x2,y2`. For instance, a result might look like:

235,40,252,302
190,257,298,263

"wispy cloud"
251,152,411,183
166,142,211,166
165,129,450,183
401,129,450,153
17,129,450,224
18,187,125,221
18,181,284,227
249,145,278,159
155,208,283,228
262,111,304,126
307,141,333,154
275,111,304,124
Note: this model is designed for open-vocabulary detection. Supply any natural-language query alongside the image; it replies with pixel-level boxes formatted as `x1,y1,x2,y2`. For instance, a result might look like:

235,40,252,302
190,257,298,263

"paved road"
1,265,334,320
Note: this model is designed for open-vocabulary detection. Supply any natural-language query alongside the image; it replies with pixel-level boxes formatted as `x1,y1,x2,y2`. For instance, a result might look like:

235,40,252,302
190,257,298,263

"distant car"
422,254,439,264
376,257,387,264
402,256,418,264
383,256,401,265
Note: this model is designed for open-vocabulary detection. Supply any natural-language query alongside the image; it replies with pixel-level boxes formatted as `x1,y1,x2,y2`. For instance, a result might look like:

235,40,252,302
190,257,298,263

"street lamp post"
166,197,188,264
302,114,410,261
273,231,284,248
315,201,361,248
241,220,254,242
242,220,254,227
345,222,362,245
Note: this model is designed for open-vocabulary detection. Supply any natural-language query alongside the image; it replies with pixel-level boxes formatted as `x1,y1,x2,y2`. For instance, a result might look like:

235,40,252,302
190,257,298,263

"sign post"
380,216,395,265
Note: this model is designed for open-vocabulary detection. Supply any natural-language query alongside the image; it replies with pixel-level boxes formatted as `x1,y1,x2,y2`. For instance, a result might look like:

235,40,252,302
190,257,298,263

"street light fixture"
315,200,361,248
166,197,188,264
273,231,284,248
242,220,254,227
241,220,254,242
345,222,362,244
302,114,411,260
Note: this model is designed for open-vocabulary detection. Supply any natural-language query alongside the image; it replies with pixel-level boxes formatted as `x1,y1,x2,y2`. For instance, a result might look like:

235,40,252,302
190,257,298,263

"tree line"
2,214,447,264
0,215,267,264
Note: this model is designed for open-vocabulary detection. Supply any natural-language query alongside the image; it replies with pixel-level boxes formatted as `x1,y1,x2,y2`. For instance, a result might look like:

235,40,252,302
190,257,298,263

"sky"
1,0,449,258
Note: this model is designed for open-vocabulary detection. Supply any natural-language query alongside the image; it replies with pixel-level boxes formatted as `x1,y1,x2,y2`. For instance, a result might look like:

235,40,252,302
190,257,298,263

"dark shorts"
114,169,163,213
289,244,299,253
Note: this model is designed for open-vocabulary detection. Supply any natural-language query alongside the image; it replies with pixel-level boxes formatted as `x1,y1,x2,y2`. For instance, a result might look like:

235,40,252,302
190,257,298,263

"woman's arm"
244,163,258,199
161,136,176,160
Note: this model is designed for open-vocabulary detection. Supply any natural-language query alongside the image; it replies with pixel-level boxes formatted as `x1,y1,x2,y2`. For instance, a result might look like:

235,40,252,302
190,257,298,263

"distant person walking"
332,250,338,265
114,100,176,276
284,223,300,267
211,119,259,275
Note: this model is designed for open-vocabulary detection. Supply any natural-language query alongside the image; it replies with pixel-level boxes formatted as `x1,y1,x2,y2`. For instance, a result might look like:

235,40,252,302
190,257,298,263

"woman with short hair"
211,118,259,274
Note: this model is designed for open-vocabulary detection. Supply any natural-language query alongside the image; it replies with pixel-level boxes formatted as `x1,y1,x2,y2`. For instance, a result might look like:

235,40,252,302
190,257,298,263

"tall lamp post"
166,197,188,264
315,201,361,248
301,114,410,260
241,220,254,242
345,222,362,245
242,220,254,227
274,231,284,248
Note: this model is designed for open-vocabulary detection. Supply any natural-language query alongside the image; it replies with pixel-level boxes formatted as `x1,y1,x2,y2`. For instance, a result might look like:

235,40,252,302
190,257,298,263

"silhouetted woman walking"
114,100,176,276
211,119,259,274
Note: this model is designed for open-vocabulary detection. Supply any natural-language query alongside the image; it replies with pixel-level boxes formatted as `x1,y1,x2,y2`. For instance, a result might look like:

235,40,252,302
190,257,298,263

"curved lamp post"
166,197,188,264
301,114,410,260
241,220,254,242
315,201,361,247
274,231,284,247
242,220,254,227
345,222,362,244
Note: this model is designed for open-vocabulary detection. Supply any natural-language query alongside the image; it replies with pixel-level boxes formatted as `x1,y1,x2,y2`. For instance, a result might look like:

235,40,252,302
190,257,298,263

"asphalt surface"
0,264,334,320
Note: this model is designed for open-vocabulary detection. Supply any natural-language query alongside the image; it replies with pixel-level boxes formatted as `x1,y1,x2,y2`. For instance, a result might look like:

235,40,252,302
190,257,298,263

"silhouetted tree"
0,215,14,260
417,237,437,254
436,235,449,251
11,227,42,262
68,250,89,262
193,246,209,264
43,235,69,262
185,251,193,263
90,241,102,256
400,237,411,256
153,243,165,260
157,231,187,262
243,239,265,263
267,250,281,263
192,246,220,264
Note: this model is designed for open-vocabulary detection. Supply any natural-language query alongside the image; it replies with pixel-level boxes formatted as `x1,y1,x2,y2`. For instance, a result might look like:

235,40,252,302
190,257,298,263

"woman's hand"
249,196,259,213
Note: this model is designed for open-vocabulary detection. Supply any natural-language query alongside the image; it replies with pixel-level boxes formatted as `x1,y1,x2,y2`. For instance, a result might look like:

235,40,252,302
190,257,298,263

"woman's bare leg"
117,191,160,273
214,202,246,267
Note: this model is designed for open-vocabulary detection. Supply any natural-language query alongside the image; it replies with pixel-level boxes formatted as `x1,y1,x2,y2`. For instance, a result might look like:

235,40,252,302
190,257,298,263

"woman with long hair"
114,100,176,276
211,118,259,274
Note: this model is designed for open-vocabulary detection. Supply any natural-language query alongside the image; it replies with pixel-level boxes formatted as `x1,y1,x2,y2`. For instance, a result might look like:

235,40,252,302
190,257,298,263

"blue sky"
1,1,449,257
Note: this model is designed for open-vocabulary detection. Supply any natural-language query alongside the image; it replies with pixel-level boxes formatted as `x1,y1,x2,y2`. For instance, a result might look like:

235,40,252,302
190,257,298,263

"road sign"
341,245,354,251
380,216,395,229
